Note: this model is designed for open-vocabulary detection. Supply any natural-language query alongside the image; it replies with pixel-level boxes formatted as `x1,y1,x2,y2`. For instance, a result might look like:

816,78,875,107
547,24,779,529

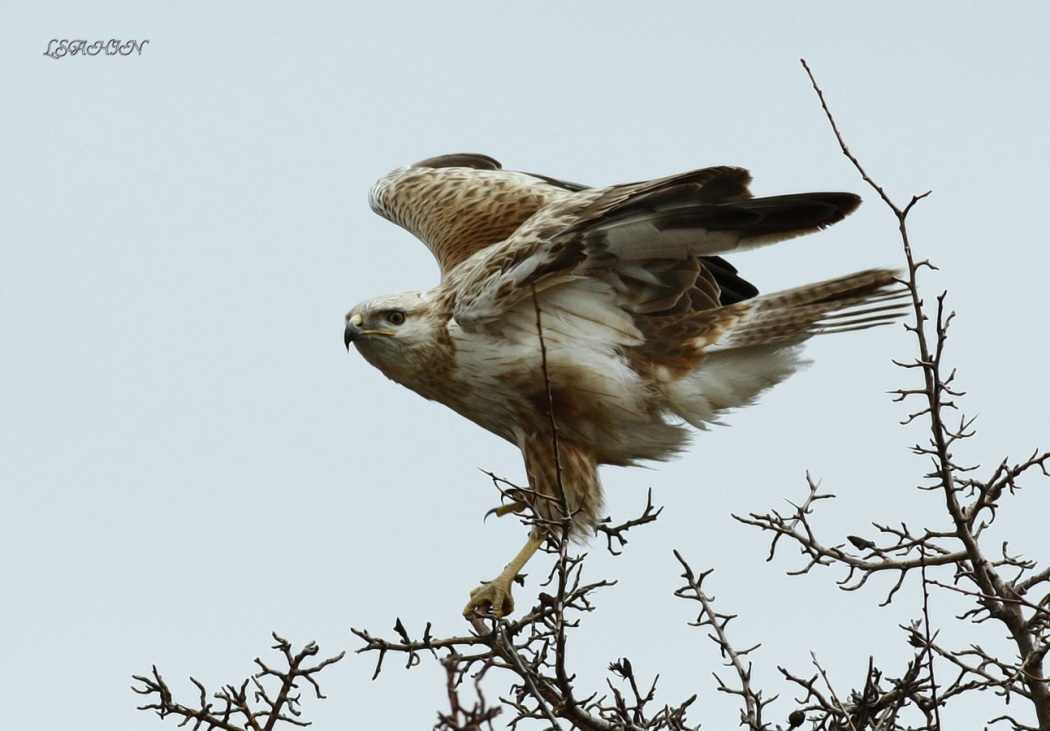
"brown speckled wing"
368,154,578,279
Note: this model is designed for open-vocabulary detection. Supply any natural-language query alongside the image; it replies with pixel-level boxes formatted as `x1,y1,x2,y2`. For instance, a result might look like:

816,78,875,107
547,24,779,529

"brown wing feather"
557,169,859,317
447,164,863,330
369,155,578,278
371,156,764,313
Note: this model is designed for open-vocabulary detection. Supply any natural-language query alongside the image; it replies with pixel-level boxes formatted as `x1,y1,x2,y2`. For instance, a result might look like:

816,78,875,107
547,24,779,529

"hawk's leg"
466,435,601,617
463,533,544,618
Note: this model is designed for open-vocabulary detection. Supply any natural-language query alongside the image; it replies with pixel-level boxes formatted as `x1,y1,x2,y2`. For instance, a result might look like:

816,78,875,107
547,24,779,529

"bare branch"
133,634,344,731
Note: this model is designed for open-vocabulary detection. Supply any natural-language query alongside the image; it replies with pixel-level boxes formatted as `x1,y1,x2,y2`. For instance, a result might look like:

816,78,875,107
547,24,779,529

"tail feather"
657,268,906,430
710,268,907,350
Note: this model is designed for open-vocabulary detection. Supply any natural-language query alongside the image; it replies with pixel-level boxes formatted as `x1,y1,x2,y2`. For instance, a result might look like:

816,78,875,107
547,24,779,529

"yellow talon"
463,534,544,618
464,577,516,618
485,499,529,520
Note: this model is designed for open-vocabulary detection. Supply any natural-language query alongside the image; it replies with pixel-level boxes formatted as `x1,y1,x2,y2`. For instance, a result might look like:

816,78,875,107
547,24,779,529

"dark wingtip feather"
411,153,591,192
701,255,759,305
730,192,861,234
411,153,503,170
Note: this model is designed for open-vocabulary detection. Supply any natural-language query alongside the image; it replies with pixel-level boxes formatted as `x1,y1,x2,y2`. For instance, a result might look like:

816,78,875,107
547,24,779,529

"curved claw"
484,499,529,521
464,578,515,618
461,534,545,618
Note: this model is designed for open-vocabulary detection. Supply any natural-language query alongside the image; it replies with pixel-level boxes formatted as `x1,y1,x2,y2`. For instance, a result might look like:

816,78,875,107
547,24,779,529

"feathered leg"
463,435,601,617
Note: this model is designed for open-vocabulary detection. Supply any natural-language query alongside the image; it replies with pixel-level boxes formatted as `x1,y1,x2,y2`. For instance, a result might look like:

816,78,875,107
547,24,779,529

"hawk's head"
344,291,442,385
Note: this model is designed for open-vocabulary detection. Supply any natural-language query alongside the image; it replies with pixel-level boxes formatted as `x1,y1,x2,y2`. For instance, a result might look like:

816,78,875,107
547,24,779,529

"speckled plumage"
345,154,905,615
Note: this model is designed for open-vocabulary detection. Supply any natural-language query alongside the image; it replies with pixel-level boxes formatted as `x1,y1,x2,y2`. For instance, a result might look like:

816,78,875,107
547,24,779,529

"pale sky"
3,3,1049,729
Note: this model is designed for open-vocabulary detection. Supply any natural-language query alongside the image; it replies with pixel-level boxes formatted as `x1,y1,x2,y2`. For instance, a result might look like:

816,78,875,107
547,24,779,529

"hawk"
344,154,904,617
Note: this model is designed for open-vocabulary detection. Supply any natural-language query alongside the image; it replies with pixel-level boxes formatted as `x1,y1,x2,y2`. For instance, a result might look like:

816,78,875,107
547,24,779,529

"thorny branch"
779,656,931,731
132,633,344,731
726,59,1050,730
672,550,773,730
533,282,588,728
353,540,699,730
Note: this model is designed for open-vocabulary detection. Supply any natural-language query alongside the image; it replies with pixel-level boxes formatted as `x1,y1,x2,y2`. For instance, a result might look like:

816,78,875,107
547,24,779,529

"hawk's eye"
385,310,406,326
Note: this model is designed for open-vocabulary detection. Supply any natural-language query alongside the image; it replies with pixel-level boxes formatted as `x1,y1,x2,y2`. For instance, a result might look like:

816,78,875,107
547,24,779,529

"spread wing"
369,154,584,279
448,165,860,332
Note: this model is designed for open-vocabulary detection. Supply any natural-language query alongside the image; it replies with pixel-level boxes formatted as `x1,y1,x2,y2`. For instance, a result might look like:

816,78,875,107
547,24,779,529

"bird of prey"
344,153,904,617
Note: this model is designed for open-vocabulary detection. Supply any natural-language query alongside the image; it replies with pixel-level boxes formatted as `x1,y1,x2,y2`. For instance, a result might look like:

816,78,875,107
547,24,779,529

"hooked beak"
344,313,395,350
344,314,364,350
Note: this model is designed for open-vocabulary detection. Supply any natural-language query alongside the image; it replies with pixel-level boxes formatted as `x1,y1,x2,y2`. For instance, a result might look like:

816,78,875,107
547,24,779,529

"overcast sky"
3,3,1049,729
